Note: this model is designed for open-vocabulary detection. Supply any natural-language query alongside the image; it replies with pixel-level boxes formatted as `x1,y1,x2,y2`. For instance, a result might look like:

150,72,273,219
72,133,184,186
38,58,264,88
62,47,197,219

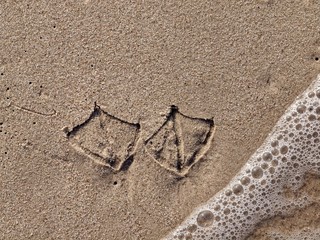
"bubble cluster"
164,74,320,240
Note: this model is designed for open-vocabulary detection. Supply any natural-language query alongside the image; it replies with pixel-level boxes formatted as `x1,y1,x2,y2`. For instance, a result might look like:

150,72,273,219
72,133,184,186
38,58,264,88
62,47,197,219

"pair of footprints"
64,103,215,176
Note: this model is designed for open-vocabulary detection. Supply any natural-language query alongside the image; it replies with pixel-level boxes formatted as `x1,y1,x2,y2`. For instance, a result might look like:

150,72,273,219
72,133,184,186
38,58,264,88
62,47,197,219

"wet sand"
1,1,320,239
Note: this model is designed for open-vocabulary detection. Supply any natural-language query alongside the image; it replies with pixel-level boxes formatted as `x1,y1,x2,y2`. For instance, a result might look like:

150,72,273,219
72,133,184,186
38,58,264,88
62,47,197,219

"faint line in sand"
0,101,56,116
13,104,57,116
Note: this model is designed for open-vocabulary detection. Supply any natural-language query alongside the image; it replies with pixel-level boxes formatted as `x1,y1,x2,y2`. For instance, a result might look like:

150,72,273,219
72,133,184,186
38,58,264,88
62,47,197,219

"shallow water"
165,74,320,240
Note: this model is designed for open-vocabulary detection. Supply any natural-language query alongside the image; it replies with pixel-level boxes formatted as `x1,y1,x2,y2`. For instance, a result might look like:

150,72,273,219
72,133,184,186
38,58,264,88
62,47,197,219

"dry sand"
1,1,320,239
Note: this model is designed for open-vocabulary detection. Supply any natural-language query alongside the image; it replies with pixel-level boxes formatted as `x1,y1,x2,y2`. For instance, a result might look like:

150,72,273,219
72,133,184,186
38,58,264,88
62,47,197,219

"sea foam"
164,74,320,240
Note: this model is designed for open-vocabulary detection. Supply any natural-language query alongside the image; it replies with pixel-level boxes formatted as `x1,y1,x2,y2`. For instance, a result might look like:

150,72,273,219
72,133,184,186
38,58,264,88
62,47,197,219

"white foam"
164,74,320,240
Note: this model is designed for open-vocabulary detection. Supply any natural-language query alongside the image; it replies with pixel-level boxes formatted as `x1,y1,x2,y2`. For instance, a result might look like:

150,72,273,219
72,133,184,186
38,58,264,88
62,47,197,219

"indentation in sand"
64,103,140,172
145,105,215,176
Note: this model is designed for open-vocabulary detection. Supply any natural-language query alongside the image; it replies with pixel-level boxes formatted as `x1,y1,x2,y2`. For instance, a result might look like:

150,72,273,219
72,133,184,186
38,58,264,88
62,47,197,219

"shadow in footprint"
145,105,215,176
65,103,140,172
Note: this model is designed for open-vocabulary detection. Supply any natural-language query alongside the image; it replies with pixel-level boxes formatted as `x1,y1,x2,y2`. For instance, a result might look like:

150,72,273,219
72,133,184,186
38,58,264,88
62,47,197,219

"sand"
1,1,320,239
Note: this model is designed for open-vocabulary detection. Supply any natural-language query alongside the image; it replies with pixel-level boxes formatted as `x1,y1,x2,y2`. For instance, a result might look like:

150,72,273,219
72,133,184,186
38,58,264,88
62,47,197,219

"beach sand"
1,1,320,239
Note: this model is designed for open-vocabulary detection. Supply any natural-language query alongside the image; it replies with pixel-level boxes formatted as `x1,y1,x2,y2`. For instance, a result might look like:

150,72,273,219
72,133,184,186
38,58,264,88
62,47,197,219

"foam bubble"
187,224,197,233
240,176,250,186
280,145,288,154
232,184,244,195
262,152,272,161
297,105,306,113
251,166,263,178
196,210,214,227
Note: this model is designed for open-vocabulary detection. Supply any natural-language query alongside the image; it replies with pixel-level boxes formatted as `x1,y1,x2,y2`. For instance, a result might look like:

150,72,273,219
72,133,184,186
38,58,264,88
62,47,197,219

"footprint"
64,103,140,172
145,105,215,176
